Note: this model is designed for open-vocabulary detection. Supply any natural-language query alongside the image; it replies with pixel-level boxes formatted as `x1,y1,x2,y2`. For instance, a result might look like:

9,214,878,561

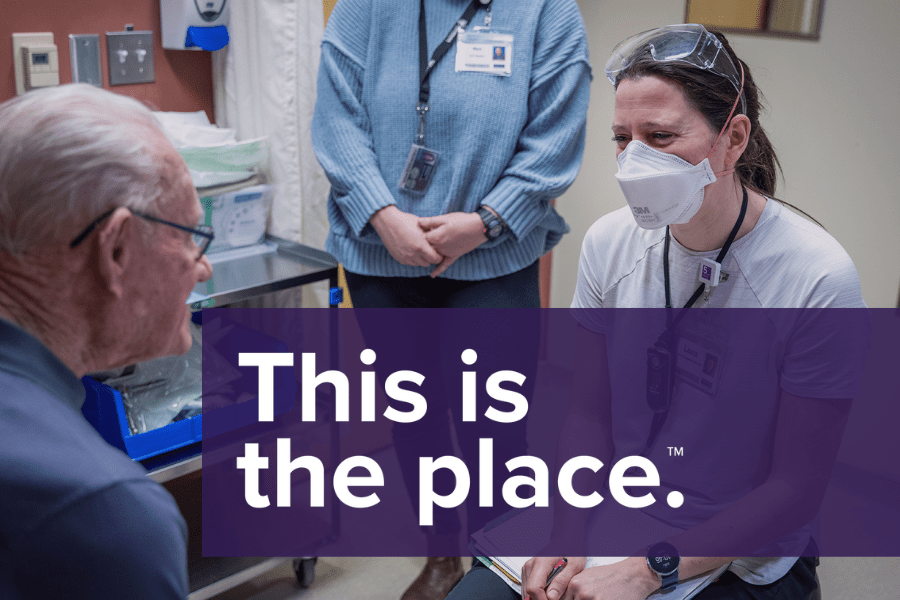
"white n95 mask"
615,141,717,229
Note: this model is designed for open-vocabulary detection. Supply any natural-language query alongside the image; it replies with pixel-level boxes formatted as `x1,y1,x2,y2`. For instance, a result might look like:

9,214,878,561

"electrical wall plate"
69,34,102,86
106,29,155,85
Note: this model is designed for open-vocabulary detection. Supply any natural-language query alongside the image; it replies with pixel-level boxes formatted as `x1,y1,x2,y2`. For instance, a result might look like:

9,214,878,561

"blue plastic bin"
81,318,297,461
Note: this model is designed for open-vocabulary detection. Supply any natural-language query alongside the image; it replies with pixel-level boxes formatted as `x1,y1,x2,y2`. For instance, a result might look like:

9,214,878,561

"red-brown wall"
0,0,214,120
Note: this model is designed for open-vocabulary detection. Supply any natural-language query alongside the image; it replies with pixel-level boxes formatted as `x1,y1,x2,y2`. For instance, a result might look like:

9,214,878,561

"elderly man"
0,84,212,599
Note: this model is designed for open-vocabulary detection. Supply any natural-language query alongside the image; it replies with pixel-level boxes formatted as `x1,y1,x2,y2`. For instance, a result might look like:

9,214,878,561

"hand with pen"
521,556,659,600
520,556,582,600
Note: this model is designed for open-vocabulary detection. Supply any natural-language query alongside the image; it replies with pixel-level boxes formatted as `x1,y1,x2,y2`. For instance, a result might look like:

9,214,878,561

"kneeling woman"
448,23,866,600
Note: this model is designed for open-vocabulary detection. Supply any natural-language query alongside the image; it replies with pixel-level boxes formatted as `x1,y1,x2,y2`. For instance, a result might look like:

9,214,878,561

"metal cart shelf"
189,235,341,311
143,238,340,600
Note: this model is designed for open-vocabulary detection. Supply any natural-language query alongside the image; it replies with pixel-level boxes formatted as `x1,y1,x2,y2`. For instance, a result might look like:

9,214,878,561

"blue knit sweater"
312,0,592,280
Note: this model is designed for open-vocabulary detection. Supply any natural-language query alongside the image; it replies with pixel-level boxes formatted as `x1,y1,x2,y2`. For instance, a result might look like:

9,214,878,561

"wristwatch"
476,207,504,240
646,541,680,592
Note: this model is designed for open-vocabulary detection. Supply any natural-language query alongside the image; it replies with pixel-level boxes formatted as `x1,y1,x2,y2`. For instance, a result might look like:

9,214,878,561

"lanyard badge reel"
647,332,675,414
399,0,491,195
398,79,441,194
643,329,674,454
644,188,748,452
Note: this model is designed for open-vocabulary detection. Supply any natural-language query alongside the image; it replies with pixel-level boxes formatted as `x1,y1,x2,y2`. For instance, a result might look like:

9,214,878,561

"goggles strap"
714,167,736,178
705,61,745,162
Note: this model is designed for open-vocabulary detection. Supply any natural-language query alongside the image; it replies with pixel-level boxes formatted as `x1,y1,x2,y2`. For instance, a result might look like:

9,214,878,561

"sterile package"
153,110,237,147
200,183,275,254
179,138,269,188
152,110,269,188
89,323,209,434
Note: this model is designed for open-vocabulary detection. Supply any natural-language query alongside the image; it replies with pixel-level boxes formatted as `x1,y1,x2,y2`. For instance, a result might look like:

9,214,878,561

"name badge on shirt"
456,30,513,76
675,319,729,397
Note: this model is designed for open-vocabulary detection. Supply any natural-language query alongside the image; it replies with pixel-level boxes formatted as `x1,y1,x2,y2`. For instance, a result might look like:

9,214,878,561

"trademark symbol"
668,447,684,457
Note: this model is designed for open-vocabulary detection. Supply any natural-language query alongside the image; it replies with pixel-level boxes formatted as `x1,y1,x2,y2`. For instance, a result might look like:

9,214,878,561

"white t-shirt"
572,200,865,311
571,200,867,588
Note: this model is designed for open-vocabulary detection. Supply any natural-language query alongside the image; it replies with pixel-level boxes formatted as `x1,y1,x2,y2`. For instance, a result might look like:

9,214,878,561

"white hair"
0,84,170,255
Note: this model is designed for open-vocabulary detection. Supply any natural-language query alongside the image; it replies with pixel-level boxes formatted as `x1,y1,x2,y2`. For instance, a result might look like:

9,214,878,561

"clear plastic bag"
92,323,206,434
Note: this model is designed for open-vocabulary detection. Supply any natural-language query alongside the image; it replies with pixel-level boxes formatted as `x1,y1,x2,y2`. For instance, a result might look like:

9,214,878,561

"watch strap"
659,570,678,590
646,542,680,592
476,207,503,239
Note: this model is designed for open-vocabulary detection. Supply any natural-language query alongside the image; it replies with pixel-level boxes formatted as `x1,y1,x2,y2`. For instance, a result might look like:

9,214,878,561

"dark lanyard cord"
646,186,749,453
663,185,749,334
417,0,488,142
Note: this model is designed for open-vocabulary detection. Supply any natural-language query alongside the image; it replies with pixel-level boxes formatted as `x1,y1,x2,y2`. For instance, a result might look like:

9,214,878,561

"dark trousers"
446,557,819,600
345,265,540,539
344,263,541,309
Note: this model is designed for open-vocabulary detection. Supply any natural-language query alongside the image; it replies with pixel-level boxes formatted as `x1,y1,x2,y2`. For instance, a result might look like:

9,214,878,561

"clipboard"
469,503,727,599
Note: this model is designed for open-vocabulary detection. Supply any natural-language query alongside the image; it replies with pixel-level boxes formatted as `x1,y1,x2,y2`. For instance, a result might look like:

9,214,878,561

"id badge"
675,317,729,397
647,342,674,412
398,144,440,194
455,30,513,76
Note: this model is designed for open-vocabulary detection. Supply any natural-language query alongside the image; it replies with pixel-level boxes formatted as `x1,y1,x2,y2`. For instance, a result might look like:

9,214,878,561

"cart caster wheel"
293,557,317,588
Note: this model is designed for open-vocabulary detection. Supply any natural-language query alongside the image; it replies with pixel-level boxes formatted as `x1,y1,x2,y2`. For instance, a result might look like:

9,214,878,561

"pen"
545,558,568,587
524,558,567,600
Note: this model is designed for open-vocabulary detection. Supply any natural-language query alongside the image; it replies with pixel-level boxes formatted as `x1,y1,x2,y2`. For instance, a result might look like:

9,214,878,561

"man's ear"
95,208,137,298
724,114,751,168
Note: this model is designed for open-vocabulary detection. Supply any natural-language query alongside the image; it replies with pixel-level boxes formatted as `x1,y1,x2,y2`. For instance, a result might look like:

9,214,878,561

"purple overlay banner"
199,308,898,558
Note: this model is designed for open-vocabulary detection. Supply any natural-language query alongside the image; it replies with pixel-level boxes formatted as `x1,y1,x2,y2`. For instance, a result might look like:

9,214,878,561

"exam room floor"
209,362,900,600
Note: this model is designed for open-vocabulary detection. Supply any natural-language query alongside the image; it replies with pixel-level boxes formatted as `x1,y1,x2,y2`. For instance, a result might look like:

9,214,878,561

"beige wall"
552,0,900,308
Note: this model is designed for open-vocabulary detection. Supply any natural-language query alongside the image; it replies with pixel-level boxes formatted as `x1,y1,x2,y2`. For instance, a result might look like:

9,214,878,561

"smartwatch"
476,207,504,241
646,541,680,592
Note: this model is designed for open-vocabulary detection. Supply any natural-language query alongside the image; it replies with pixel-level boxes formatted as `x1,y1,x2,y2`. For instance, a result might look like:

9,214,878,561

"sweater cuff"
481,177,547,240
338,180,396,236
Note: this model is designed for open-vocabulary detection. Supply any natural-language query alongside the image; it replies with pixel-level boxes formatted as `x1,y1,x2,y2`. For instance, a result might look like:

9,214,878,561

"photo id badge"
455,31,513,76
674,317,730,397
398,144,440,194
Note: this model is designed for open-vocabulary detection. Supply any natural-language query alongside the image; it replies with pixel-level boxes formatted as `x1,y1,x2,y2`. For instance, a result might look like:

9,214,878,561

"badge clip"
698,258,722,287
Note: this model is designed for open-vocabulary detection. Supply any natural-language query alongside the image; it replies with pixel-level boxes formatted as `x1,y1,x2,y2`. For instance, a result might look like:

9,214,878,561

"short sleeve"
570,222,607,332
779,307,871,400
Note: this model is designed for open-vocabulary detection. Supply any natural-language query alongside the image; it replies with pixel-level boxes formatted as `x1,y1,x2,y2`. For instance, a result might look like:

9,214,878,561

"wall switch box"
13,33,59,95
106,29,155,85
69,34,102,86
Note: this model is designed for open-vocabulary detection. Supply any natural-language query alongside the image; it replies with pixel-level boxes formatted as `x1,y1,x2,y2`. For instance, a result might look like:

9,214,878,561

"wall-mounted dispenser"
161,0,230,51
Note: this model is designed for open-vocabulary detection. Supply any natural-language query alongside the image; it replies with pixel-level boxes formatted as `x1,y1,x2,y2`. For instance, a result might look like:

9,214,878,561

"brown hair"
613,30,820,224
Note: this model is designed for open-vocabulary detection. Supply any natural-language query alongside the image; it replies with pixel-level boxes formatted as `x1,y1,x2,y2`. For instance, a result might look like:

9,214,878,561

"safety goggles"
605,23,746,115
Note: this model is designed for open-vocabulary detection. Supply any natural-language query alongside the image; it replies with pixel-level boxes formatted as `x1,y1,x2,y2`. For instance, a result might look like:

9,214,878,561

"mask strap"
705,61,745,163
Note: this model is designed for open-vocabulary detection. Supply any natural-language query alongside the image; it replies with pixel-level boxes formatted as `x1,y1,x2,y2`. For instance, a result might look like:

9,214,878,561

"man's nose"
197,254,213,283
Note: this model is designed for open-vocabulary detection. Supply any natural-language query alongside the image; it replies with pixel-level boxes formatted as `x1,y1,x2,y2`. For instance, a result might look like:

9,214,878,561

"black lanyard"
416,0,490,143
645,186,749,452
662,185,748,334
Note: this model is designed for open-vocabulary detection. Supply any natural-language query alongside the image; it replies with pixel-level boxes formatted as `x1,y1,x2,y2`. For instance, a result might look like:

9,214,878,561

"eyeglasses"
605,23,746,115
69,207,215,258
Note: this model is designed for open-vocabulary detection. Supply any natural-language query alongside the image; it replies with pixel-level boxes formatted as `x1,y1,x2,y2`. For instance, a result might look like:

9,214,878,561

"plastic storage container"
81,316,297,461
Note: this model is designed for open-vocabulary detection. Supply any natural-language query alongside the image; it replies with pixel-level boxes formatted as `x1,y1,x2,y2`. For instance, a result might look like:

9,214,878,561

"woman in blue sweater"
312,0,591,295
312,0,591,597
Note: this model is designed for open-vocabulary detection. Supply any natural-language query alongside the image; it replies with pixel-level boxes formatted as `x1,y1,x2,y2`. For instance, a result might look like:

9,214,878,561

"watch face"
648,543,680,575
488,223,503,238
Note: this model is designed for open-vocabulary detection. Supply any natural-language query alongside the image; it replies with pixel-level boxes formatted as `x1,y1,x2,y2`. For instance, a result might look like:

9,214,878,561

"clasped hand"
521,556,657,600
369,206,488,278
